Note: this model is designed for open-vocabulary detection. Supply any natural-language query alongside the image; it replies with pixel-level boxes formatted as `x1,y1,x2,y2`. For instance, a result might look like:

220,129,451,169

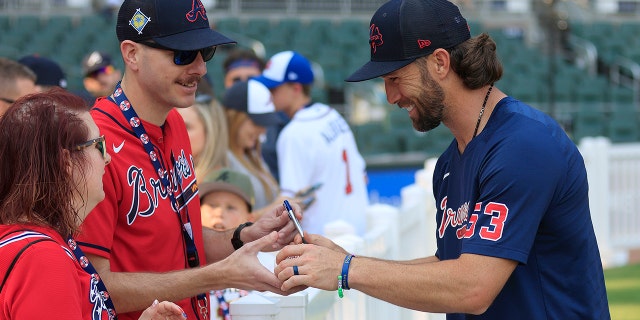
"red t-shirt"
78,97,206,320
0,225,111,319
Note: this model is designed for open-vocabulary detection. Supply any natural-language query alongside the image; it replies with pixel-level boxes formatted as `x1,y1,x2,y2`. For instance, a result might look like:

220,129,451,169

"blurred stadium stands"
1,0,639,163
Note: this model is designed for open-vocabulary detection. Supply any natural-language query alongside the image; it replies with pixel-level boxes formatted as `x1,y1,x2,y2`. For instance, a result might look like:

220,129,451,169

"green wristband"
337,275,344,298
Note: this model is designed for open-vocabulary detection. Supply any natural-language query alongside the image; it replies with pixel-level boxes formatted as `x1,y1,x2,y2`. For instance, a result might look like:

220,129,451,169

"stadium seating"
0,10,637,156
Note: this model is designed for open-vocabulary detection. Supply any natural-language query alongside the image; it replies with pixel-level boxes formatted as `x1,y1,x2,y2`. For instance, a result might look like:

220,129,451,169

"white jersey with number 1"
277,102,369,235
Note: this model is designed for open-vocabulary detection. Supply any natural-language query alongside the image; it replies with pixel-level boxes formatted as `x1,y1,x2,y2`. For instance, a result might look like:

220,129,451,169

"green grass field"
605,263,640,319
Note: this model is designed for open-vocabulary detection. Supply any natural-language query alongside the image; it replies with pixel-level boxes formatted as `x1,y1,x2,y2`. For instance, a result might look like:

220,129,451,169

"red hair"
0,88,90,238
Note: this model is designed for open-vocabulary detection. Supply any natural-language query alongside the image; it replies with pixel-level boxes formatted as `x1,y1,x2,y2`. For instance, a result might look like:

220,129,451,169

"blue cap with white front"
253,51,314,89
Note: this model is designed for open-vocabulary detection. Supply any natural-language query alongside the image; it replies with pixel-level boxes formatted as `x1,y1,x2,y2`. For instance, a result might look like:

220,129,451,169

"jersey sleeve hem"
461,243,529,265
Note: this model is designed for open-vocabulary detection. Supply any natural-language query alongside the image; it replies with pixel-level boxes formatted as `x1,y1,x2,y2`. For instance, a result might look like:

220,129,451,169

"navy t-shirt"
433,97,610,319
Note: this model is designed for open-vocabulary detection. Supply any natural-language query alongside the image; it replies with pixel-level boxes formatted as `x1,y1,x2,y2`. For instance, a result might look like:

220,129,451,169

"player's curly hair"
448,33,503,90
0,88,90,238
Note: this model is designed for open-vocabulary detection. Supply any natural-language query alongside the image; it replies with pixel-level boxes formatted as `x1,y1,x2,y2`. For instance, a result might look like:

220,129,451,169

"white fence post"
579,137,613,267
262,291,309,320
230,292,280,320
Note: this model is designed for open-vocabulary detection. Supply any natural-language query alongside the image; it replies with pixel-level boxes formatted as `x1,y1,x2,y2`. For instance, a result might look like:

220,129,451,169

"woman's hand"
138,300,187,320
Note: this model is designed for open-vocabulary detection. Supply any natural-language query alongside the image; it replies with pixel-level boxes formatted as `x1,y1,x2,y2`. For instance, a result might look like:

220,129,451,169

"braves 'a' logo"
186,0,207,22
369,24,383,53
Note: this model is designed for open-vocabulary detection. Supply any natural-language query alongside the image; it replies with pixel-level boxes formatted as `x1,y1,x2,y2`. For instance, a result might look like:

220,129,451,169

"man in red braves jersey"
77,1,303,319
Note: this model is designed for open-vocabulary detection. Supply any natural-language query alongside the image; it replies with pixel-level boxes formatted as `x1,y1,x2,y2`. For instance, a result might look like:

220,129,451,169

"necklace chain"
472,83,494,139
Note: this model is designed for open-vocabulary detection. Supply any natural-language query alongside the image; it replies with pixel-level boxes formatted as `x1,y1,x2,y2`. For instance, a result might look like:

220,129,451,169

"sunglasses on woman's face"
75,135,107,161
0,97,15,104
140,41,216,66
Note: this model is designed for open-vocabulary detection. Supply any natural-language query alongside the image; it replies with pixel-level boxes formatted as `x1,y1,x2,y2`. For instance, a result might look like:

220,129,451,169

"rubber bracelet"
337,275,344,298
341,254,355,290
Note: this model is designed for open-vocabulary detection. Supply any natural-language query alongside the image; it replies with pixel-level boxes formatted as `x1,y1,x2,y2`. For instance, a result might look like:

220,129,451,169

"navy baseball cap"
18,55,67,88
253,51,314,89
222,79,282,127
346,0,470,82
82,51,113,76
116,0,236,51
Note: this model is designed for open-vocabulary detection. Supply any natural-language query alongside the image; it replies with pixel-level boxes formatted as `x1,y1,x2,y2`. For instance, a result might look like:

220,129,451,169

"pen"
284,200,306,244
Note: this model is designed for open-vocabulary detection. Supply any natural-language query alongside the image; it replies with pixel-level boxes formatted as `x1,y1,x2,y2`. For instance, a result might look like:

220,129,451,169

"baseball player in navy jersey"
254,51,370,236
76,1,303,319
273,0,610,319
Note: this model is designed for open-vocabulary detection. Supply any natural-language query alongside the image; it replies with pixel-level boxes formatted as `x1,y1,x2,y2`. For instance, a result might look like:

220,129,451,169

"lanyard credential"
67,237,118,320
109,82,209,319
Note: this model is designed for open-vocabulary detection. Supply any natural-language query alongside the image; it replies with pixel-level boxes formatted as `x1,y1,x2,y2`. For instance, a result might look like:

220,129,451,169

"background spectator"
0,57,37,116
177,100,229,179
18,55,68,91
79,50,122,106
221,48,287,181
222,79,282,215
255,51,369,235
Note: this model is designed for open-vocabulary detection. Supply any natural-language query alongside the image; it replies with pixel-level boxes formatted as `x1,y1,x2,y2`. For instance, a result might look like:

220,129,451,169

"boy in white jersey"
255,51,370,235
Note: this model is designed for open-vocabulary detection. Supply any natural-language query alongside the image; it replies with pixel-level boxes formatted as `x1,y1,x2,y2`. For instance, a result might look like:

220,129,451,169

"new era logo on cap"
253,51,314,89
346,0,470,82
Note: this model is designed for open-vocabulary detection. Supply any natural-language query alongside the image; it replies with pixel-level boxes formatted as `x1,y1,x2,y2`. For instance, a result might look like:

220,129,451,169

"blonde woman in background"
178,99,229,180
222,80,284,216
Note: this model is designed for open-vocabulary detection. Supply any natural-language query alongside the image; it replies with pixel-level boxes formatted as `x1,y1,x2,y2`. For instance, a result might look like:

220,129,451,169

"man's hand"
246,200,302,251
274,234,347,291
215,231,296,294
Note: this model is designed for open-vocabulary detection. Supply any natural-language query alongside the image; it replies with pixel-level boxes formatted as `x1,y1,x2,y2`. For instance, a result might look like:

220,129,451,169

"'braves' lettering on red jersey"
432,97,610,319
78,97,205,320
0,225,111,319
277,103,369,235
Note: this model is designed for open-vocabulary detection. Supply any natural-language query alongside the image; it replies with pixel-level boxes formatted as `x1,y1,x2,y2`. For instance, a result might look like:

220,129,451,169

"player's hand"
292,233,348,255
248,200,302,251
138,300,187,320
274,234,347,291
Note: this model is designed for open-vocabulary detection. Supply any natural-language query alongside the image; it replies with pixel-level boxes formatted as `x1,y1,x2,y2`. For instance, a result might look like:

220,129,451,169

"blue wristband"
341,254,355,290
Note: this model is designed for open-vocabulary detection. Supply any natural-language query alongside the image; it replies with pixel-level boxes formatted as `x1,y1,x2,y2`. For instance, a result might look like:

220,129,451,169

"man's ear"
431,48,451,77
120,40,140,71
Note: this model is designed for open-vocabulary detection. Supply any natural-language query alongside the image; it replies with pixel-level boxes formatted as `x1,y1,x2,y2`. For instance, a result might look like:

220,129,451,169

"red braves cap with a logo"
253,51,314,89
346,0,470,82
116,0,235,51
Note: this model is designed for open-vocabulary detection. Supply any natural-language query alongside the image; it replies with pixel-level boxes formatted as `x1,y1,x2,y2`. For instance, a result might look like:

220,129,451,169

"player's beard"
412,62,446,133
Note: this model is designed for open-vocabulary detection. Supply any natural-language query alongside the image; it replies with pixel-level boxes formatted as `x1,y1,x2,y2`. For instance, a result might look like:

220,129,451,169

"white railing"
580,137,640,267
229,137,640,319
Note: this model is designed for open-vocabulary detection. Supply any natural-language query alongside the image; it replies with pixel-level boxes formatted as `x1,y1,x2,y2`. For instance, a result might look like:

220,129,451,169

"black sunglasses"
0,97,15,104
140,41,217,66
75,135,108,161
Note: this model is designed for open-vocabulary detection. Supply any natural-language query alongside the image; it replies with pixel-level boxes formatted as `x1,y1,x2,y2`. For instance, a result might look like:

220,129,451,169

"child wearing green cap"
199,168,256,232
